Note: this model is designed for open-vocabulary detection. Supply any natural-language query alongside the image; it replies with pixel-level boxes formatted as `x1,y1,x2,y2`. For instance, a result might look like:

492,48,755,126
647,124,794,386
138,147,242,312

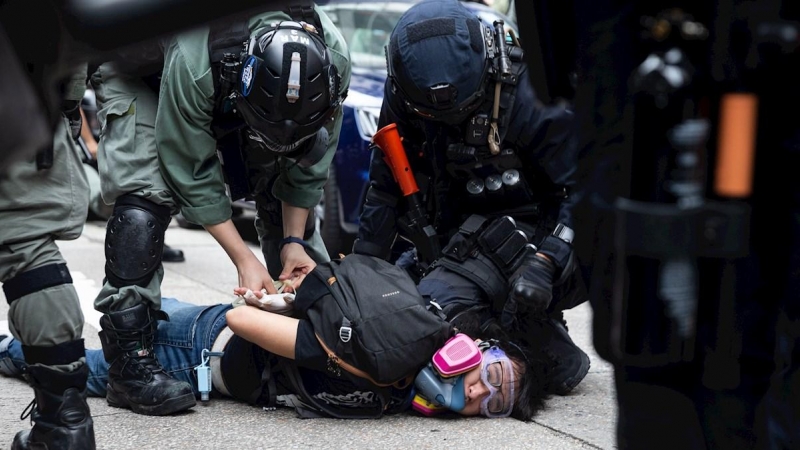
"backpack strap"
206,15,252,201
208,14,250,118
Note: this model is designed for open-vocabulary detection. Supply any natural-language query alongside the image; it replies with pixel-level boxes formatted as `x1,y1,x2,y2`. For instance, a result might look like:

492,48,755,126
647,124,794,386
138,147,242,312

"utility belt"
600,197,751,374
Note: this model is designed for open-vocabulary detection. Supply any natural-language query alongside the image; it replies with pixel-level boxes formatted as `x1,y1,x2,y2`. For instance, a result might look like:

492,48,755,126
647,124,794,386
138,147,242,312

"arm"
352,87,407,259
501,65,581,322
271,25,352,284
156,31,276,295
277,203,316,288
79,106,98,159
505,64,578,228
225,305,299,359
156,32,231,226
206,220,277,294
269,110,338,288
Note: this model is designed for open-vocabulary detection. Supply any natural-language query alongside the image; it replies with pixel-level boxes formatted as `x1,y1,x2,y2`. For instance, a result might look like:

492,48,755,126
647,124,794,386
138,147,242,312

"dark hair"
449,307,555,421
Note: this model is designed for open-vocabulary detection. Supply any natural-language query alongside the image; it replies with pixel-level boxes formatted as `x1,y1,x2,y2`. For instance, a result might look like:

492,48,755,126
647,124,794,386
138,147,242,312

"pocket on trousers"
99,96,136,138
154,304,213,348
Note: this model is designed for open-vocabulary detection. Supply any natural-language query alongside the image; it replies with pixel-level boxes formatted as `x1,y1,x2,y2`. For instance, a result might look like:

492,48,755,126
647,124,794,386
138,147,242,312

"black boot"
99,304,196,415
162,244,185,263
12,363,96,450
540,312,591,395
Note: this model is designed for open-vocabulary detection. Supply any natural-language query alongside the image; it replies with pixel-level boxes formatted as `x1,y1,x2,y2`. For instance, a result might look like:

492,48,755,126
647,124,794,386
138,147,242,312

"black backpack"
293,254,454,387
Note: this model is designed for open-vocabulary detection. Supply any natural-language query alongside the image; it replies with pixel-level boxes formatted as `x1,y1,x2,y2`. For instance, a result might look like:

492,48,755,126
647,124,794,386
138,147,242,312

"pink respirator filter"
432,333,483,377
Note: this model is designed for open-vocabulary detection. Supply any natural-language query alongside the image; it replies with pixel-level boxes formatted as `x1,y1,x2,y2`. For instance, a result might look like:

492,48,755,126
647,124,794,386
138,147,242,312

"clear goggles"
479,345,515,418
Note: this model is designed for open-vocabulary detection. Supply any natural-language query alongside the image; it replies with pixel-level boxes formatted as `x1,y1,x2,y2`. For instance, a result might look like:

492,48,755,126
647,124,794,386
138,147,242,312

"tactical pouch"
436,215,529,309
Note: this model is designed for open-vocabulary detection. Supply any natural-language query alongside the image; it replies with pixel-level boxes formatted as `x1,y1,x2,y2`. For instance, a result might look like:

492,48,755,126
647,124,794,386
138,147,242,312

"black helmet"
386,0,491,124
235,21,342,159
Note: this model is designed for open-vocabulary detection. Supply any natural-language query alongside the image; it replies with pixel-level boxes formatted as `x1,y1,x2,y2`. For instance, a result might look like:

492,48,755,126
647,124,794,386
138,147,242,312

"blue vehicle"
317,0,518,256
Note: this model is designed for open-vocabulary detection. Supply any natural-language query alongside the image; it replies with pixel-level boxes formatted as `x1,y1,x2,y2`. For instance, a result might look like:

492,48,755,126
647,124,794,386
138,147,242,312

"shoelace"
20,398,36,423
105,320,167,376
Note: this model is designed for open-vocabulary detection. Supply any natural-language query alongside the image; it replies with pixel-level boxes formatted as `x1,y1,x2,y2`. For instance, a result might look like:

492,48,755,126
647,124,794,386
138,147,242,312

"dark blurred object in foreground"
517,0,800,448
0,0,291,172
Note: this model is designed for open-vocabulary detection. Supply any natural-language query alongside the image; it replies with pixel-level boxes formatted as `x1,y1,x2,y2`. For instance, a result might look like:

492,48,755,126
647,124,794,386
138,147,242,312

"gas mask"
412,334,516,418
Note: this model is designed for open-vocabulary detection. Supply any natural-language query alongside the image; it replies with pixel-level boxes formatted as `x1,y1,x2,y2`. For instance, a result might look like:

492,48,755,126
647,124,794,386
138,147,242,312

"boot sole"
106,386,196,416
554,350,591,396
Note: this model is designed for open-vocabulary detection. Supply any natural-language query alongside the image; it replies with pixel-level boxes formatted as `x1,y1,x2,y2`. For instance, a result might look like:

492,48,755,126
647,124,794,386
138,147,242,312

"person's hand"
236,255,278,296
501,252,556,328
233,286,295,315
278,243,316,292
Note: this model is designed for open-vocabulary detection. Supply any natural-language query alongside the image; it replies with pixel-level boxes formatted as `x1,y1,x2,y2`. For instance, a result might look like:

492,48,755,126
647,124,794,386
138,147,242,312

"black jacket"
354,59,579,261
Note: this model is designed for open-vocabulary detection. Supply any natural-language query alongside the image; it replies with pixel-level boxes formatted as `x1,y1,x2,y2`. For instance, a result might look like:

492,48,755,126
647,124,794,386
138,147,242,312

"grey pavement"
0,218,617,450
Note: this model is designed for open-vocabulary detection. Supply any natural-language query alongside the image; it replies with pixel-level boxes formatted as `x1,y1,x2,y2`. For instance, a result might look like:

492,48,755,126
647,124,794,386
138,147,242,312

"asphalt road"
0,218,617,449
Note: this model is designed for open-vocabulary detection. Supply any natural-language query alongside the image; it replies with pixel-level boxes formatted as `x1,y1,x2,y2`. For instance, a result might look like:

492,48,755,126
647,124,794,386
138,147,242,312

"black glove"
501,251,556,328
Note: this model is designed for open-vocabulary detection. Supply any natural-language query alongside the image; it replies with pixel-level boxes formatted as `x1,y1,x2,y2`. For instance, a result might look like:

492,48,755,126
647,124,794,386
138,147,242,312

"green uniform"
91,7,351,313
0,65,89,370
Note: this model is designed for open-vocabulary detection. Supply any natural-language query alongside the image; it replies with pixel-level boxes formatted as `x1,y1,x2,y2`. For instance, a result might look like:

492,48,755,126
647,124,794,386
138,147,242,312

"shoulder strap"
208,14,250,101
206,14,252,202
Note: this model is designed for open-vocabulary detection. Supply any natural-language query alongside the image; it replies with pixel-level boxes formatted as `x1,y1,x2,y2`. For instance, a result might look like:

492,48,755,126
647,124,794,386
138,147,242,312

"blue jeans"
3,298,231,397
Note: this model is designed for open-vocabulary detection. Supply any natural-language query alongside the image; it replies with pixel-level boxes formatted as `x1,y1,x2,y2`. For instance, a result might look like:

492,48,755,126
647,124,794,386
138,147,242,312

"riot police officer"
0,66,96,448
353,0,589,395
516,0,800,447
90,2,350,416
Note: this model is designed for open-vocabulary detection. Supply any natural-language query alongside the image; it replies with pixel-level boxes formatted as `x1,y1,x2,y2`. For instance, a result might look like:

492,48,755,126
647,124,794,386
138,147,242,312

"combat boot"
162,244,185,263
99,304,196,415
539,312,591,395
12,363,96,450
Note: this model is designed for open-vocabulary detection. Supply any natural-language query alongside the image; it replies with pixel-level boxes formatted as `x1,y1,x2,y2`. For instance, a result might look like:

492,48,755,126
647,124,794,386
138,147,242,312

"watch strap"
279,236,309,249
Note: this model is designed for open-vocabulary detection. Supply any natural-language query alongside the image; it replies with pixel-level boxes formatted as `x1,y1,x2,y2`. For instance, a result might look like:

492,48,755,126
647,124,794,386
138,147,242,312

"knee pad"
104,195,171,288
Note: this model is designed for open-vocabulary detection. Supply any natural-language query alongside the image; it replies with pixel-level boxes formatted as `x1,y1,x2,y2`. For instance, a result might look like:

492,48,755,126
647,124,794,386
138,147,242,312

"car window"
320,3,408,70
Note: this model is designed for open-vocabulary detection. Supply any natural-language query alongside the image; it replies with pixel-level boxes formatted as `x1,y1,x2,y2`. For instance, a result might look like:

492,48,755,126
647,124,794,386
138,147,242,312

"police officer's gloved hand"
503,247,556,325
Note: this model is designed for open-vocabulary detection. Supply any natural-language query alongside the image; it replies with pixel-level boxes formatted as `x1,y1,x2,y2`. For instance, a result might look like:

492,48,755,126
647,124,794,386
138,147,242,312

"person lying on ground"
1,245,558,420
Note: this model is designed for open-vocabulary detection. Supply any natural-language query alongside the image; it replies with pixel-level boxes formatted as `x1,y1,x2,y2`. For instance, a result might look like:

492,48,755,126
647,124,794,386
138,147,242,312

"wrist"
538,235,572,273
280,236,309,250
231,249,259,267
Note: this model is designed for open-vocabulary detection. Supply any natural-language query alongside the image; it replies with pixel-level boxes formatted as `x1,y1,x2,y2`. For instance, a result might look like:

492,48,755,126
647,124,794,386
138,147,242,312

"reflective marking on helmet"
281,29,310,45
241,56,257,97
287,52,301,103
